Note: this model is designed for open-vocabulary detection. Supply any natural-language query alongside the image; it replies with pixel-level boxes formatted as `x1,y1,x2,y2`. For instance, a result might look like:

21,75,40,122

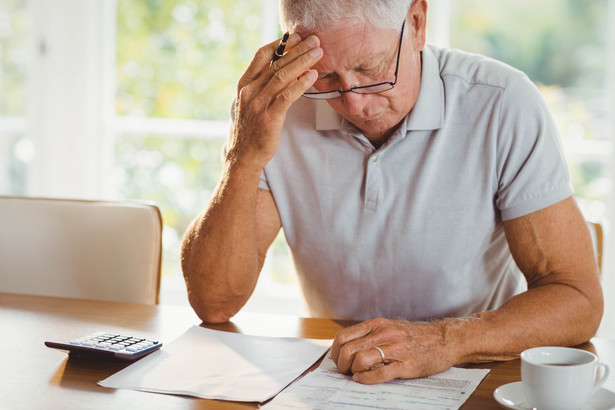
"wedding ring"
374,346,385,363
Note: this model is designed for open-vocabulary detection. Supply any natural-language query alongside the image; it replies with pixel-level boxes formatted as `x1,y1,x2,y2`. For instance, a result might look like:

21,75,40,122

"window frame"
4,0,615,329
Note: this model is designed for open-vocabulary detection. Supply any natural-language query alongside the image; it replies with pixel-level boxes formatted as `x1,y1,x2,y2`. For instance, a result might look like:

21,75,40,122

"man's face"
297,5,427,145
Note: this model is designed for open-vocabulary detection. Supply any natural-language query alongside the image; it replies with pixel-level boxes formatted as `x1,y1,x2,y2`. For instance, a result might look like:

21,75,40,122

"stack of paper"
263,352,490,409
99,325,489,408
99,325,332,402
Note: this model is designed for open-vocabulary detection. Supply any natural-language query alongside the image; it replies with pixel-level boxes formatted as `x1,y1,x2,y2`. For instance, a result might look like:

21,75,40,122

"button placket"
364,154,381,211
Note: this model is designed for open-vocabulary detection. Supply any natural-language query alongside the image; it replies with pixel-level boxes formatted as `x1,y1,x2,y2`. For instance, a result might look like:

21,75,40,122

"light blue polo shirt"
258,45,573,321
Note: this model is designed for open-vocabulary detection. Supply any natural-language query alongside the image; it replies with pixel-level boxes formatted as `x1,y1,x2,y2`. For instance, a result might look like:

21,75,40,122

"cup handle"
592,362,610,395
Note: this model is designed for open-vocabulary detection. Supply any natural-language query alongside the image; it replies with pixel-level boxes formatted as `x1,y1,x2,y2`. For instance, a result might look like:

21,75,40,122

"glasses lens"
302,82,395,99
352,83,395,94
302,91,341,100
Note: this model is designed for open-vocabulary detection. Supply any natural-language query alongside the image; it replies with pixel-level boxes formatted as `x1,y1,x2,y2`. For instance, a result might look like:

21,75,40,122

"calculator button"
46,332,162,361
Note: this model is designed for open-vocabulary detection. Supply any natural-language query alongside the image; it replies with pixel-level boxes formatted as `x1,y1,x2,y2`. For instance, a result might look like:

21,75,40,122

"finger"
238,38,279,89
268,69,318,112
239,33,302,89
331,321,375,363
270,34,318,72
245,46,322,119
259,36,322,97
241,36,321,109
349,347,389,374
352,361,404,385
331,320,382,368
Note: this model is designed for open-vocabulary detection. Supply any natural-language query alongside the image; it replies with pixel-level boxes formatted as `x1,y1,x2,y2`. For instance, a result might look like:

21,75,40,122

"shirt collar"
314,45,445,133
404,45,445,131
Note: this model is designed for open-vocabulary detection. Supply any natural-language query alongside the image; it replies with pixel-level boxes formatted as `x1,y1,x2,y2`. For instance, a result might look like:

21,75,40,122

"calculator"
45,331,162,361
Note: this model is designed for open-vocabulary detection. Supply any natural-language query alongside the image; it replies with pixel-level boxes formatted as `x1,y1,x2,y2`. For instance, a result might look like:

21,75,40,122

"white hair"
279,0,414,33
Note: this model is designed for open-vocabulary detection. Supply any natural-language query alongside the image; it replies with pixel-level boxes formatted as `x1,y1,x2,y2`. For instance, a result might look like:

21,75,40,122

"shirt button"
371,156,379,164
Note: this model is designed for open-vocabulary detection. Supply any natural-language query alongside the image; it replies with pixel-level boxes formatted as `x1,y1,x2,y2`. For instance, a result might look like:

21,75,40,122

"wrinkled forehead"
296,20,398,71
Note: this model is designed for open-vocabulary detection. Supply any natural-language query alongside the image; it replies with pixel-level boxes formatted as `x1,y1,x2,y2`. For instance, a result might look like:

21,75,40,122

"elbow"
181,239,230,324
586,291,604,339
184,272,242,325
187,291,237,324
587,277,604,334
184,275,239,324
195,307,234,325
574,283,604,344
181,233,252,325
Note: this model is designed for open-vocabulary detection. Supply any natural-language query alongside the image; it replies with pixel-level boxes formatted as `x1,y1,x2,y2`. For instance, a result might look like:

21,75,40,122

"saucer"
493,381,615,410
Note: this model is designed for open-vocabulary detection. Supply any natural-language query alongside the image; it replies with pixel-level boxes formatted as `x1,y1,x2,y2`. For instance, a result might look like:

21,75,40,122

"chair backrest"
586,221,603,275
0,196,162,304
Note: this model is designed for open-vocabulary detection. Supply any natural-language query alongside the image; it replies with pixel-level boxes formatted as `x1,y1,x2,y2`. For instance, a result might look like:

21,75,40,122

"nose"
337,73,370,116
341,91,369,116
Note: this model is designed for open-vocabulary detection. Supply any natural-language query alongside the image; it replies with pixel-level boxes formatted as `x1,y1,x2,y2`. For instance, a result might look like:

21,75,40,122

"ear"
407,0,427,51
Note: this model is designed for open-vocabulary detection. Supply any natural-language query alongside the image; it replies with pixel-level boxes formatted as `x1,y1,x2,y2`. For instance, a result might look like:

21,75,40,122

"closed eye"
356,59,387,76
318,72,338,81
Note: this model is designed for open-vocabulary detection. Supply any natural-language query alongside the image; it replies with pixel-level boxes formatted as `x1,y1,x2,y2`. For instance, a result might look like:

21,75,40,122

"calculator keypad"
69,332,159,355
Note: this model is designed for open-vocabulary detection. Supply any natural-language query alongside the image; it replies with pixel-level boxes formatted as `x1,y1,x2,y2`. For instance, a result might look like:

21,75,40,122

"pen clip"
271,32,290,63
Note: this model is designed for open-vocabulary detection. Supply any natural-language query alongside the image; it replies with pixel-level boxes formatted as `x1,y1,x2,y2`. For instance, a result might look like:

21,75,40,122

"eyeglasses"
302,19,406,100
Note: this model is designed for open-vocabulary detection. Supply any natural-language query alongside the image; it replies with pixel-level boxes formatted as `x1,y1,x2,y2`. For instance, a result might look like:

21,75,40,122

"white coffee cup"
521,346,609,410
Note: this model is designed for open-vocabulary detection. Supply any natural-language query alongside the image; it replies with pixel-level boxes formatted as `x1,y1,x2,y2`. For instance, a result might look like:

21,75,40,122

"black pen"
272,32,290,62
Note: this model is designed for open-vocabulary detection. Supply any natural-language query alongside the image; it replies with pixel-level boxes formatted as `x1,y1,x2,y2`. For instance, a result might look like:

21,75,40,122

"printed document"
99,325,331,402
263,352,489,409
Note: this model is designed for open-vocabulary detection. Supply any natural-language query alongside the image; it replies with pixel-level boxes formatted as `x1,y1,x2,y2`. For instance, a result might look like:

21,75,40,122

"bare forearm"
182,32,321,323
181,162,263,323
452,197,605,362
446,280,603,364
453,197,604,362
332,277,603,384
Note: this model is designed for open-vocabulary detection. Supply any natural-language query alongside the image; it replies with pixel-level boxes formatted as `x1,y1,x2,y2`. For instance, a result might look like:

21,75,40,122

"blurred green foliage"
451,0,608,89
110,0,610,280
115,0,267,277
0,0,27,116
113,134,225,275
450,0,610,218
0,1,28,195
0,0,610,281
116,0,262,120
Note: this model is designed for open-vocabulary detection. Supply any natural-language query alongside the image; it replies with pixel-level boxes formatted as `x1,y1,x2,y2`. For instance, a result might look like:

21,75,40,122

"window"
447,0,612,223
438,0,615,336
1,1,614,332
111,0,302,311
0,0,29,194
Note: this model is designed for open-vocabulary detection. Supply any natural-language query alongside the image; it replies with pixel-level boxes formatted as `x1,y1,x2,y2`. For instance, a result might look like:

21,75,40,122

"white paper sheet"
263,352,490,409
98,325,331,402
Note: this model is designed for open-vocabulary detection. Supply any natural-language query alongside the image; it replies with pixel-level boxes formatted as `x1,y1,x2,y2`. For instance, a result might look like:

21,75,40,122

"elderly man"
181,0,603,384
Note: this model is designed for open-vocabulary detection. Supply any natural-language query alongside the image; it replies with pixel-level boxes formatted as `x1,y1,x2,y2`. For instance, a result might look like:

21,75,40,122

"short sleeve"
495,75,573,220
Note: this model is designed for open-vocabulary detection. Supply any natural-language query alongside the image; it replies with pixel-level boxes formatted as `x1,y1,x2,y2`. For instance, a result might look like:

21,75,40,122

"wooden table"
1,292,613,409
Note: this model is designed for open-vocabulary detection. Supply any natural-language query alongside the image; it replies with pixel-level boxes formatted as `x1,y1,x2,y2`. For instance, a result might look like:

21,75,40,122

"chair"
0,196,162,304
586,221,604,275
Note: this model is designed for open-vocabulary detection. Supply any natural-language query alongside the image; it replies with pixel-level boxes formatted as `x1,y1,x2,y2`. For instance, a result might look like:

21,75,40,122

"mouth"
356,112,384,122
